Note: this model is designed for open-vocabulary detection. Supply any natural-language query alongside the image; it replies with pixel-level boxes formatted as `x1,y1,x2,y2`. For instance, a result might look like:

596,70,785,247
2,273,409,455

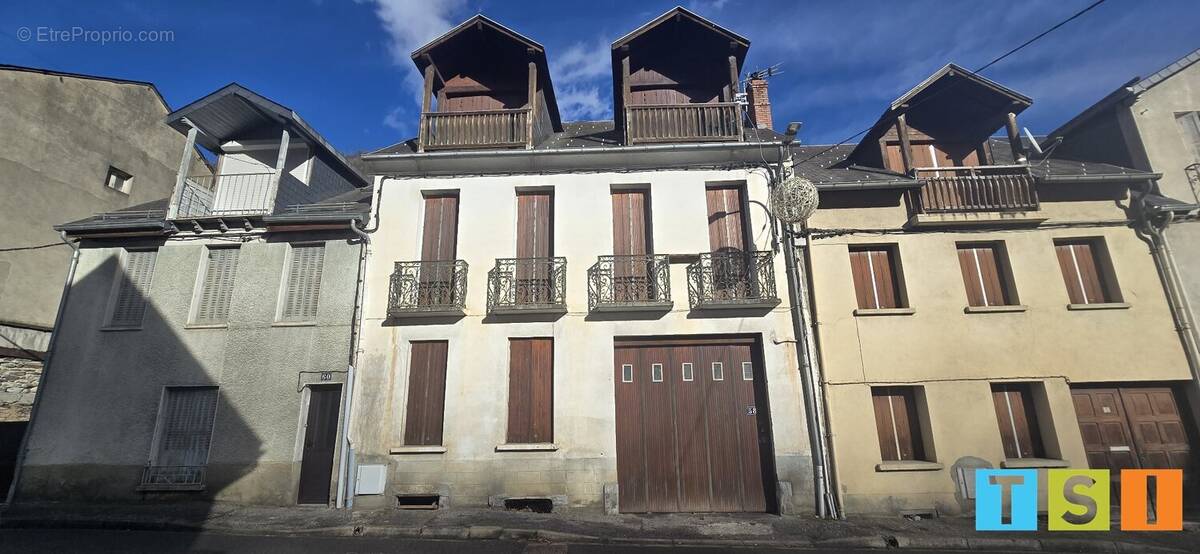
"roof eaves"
889,63,1032,112
611,5,749,49
411,14,545,60
1130,48,1200,95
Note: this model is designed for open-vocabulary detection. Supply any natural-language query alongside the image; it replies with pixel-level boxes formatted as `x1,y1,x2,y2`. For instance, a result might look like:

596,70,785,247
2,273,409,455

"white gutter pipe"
5,231,80,505
337,218,371,509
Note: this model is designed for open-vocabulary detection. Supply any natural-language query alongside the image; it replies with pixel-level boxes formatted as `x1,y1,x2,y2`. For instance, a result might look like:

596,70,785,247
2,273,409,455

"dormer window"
612,7,750,144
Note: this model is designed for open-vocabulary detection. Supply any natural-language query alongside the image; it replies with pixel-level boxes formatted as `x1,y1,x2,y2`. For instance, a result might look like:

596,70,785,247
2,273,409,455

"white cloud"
556,85,610,121
551,38,610,86
382,105,410,134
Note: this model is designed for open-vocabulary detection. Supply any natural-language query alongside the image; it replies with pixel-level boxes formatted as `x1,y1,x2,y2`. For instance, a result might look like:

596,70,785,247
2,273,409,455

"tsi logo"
975,468,1183,531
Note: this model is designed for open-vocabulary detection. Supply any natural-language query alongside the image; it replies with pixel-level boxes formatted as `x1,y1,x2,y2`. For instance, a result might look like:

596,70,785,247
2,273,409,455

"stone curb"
1,515,1192,553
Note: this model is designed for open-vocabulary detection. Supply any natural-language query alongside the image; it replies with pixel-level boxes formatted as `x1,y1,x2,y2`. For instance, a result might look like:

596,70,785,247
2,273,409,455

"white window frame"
651,363,663,383
275,242,325,324
681,362,694,382
621,364,633,383
712,361,724,381
742,361,754,381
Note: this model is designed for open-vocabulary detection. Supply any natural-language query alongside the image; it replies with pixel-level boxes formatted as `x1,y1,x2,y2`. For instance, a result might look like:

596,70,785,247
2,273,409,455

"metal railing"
487,257,567,313
910,165,1038,214
420,108,531,151
625,102,742,144
686,251,779,309
388,260,468,316
138,465,206,491
180,172,276,217
587,254,671,312
1185,163,1200,204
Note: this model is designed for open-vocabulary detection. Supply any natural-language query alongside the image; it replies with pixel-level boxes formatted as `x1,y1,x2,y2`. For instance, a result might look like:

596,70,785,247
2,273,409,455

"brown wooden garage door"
1071,386,1194,503
614,338,774,513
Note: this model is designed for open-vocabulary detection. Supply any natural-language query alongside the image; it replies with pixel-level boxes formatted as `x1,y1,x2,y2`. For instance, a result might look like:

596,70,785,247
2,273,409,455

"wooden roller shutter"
110,249,158,326
507,338,553,444
193,247,239,324
404,341,450,446
281,244,325,321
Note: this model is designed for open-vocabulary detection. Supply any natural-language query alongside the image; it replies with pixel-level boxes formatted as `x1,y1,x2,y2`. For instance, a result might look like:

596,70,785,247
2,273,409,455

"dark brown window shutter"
871,386,925,462
991,383,1045,459
705,185,747,252
611,190,650,256
957,244,1010,307
403,341,449,446
516,191,553,259
849,246,902,310
507,338,553,444
1054,240,1113,304
420,194,459,262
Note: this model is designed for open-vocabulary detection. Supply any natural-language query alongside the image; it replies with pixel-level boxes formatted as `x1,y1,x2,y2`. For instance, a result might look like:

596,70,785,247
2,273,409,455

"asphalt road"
0,528,958,553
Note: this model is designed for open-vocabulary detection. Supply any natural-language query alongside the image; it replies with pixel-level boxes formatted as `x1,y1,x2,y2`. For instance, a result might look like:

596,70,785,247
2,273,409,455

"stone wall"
0,355,42,422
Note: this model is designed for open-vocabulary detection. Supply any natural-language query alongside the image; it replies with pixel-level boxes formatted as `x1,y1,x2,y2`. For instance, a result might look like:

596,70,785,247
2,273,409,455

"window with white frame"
191,246,239,325
108,249,157,328
279,243,325,322
141,386,218,490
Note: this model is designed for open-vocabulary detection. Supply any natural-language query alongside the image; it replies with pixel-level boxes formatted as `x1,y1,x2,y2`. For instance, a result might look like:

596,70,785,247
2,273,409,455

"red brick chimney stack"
746,77,772,130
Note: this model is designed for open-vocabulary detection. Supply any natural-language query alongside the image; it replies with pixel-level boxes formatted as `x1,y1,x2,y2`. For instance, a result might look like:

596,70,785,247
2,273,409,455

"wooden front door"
298,385,342,505
614,339,773,513
1071,386,1194,505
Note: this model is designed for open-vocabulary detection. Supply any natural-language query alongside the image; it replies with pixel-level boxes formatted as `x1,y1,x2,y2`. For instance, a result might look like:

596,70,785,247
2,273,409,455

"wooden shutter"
516,191,552,258
281,244,325,321
507,338,553,444
705,185,747,252
193,247,239,324
871,387,925,462
404,341,449,446
154,387,218,467
110,249,157,326
848,246,902,310
420,194,459,261
1054,240,1112,304
991,383,1045,459
1175,112,1200,162
611,190,650,256
957,244,1010,307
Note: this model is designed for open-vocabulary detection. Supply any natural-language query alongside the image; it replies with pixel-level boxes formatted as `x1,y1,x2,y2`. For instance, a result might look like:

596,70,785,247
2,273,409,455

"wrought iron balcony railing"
419,108,532,151
587,254,672,312
910,165,1038,214
137,465,207,491
487,257,567,314
388,260,468,317
686,251,780,310
625,102,743,144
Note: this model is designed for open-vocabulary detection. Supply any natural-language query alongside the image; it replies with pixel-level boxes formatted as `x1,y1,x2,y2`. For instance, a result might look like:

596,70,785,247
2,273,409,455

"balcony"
419,108,532,151
175,172,275,218
687,251,780,310
137,465,206,491
487,257,567,315
625,103,742,144
910,165,1038,214
587,254,672,312
388,260,468,318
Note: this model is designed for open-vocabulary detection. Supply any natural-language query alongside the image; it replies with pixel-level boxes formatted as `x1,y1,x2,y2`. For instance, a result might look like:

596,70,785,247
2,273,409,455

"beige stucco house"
802,65,1197,515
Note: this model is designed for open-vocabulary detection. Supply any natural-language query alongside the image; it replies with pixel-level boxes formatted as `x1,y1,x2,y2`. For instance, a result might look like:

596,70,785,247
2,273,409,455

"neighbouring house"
801,64,1197,515
0,65,210,495
11,84,370,506
353,9,832,514
1045,47,1200,401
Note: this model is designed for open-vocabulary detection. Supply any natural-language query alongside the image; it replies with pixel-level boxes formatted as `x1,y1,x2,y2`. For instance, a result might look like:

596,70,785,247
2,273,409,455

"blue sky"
3,0,1198,155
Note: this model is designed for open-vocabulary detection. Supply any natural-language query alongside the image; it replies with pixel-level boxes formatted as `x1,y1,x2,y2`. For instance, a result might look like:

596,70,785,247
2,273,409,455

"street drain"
396,494,440,510
504,498,554,513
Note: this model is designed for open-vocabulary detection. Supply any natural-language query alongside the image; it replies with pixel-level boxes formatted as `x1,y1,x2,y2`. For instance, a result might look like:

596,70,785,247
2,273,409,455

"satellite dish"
771,175,819,224
1023,128,1044,156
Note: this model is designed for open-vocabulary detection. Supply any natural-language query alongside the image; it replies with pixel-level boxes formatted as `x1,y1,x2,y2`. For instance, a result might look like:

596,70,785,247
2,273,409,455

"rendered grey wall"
16,232,360,505
0,70,209,332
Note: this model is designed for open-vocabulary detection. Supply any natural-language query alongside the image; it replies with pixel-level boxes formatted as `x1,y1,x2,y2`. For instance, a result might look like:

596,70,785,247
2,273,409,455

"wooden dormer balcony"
910,165,1038,214
624,102,742,144
419,107,532,151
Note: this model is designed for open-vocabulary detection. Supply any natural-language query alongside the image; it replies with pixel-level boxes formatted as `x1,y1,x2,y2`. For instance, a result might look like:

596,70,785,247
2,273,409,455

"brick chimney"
746,77,772,130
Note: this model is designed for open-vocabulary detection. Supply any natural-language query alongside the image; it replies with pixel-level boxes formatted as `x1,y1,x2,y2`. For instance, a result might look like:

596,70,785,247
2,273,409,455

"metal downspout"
1143,212,1200,396
773,144,835,518
337,218,370,509
5,231,80,505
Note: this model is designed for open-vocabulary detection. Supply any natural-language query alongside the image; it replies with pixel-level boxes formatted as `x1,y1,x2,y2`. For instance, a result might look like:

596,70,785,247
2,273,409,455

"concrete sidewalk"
1,502,1196,552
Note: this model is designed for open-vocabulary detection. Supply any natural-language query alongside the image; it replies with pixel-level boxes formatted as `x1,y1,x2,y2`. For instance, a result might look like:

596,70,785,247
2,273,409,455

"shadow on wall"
10,252,265,534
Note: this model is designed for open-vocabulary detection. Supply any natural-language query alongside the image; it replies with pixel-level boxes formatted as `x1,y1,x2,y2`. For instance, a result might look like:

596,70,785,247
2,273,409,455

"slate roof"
56,189,373,234
987,137,1159,182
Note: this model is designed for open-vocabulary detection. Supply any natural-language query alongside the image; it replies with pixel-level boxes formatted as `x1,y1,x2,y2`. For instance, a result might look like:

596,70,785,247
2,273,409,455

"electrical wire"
791,0,1109,167
0,242,69,252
